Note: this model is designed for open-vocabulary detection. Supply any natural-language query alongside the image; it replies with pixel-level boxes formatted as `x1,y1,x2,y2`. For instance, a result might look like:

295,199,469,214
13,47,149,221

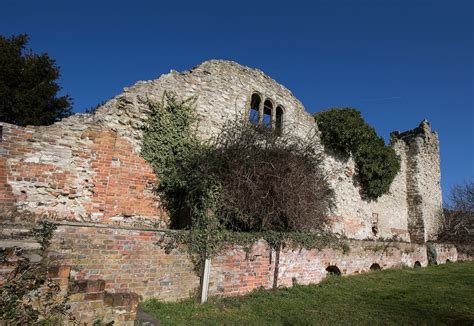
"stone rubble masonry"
392,121,443,242
0,59,443,241
0,122,167,227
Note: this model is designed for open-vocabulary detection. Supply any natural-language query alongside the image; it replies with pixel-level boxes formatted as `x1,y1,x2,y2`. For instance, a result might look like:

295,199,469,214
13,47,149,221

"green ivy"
141,92,199,190
158,229,344,263
427,242,438,266
142,93,342,271
141,92,221,229
314,108,400,199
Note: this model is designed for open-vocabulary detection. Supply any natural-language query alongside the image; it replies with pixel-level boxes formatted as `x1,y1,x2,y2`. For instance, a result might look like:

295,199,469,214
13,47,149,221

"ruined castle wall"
93,60,315,153
0,60,442,241
92,60,418,241
0,219,461,324
0,121,166,227
397,122,442,242
323,139,411,241
415,131,443,241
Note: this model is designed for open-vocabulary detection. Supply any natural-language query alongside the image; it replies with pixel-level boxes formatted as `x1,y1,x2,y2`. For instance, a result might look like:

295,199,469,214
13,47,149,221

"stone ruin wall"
0,120,166,227
396,124,443,242
93,60,442,242
0,59,460,325
1,60,442,241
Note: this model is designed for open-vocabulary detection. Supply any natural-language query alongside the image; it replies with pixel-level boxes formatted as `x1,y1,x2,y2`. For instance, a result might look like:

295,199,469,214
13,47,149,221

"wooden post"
200,258,211,303
272,247,280,289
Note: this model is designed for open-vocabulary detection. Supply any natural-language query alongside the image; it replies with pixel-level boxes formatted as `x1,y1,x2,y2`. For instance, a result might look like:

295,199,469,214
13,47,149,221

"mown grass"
140,262,474,325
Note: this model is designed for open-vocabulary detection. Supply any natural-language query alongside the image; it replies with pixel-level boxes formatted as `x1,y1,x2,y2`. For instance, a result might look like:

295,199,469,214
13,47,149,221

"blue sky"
1,0,472,202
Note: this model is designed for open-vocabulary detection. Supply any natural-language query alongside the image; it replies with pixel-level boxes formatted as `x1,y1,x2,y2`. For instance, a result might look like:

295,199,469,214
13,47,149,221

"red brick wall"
433,243,458,264
81,129,162,221
0,122,166,226
0,126,22,213
45,223,440,323
0,156,15,213
0,221,459,323
51,224,199,304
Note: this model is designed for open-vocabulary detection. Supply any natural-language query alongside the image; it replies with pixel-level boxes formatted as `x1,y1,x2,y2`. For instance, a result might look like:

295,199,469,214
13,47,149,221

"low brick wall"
1,222,460,324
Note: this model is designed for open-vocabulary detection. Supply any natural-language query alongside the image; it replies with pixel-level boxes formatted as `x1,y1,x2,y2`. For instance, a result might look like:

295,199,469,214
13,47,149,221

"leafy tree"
0,34,72,126
314,108,400,199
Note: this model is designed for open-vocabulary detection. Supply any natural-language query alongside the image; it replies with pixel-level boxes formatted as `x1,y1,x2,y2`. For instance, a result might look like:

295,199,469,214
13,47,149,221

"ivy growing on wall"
314,108,401,199
158,229,344,272
141,92,339,268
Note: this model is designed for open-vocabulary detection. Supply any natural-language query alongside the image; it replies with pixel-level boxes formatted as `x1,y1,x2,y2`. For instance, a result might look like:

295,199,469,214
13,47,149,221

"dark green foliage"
0,34,72,126
140,262,474,325
141,92,198,188
141,92,217,229
315,108,379,156
354,143,401,199
142,93,333,232
426,242,438,265
142,94,336,267
314,108,401,199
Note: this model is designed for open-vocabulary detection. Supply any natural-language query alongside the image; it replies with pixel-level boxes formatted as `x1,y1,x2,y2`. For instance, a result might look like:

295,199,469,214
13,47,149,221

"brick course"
44,223,453,324
0,221,467,324
0,123,166,226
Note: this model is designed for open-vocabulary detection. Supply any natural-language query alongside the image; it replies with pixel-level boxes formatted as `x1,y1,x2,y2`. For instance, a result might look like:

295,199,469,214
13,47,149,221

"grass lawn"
140,262,474,325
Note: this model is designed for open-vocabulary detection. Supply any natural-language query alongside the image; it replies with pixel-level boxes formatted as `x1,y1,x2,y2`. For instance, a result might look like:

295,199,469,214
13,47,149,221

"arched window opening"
414,261,421,268
370,263,381,271
276,106,284,133
325,265,341,276
263,100,273,128
446,259,451,263
249,93,261,125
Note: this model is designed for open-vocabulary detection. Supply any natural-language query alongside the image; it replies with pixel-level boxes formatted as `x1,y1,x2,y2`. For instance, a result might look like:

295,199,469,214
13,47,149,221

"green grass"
140,262,474,325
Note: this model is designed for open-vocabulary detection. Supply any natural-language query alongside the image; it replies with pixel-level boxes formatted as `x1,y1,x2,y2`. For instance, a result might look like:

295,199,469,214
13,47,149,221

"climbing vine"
157,229,345,271
314,108,401,199
142,92,338,271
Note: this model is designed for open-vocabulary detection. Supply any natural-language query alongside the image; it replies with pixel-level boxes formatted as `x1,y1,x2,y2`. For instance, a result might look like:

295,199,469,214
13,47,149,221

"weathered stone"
0,60,453,325
0,239,41,250
0,60,442,241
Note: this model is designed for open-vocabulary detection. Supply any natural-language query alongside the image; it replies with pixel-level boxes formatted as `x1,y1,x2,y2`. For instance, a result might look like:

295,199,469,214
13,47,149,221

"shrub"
426,242,438,265
143,94,338,275
437,180,474,244
314,108,400,199
210,122,333,232
141,94,334,232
